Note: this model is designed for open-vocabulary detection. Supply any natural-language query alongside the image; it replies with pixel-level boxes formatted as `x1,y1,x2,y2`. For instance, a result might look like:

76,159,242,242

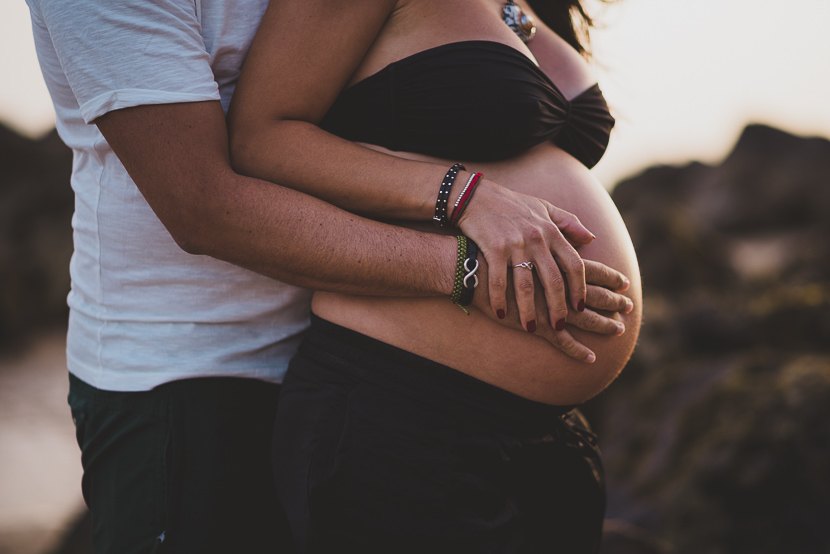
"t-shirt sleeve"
29,0,220,123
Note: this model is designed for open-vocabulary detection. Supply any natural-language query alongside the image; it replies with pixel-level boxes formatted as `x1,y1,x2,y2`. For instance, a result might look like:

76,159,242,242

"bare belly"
313,142,642,405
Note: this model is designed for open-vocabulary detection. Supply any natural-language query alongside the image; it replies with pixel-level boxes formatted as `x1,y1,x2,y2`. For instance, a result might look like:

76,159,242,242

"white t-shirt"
26,0,313,391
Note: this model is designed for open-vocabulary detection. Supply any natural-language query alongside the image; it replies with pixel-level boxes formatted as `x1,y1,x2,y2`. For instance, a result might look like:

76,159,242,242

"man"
26,0,627,551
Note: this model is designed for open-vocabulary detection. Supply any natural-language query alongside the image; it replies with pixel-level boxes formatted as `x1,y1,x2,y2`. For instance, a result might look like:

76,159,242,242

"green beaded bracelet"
451,235,468,307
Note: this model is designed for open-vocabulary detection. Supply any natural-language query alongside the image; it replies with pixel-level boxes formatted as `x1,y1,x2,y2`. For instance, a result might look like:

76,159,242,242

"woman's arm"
518,0,597,98
227,0,597,336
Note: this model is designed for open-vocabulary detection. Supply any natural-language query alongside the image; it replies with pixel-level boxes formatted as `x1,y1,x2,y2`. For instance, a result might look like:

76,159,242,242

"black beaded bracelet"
433,163,465,227
458,238,479,309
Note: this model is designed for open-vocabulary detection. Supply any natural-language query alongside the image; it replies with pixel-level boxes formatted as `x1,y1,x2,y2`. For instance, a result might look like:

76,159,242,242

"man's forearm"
186,168,457,296
95,100,456,298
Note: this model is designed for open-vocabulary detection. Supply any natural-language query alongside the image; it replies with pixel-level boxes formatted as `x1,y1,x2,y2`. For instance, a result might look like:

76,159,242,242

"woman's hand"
457,178,595,333
471,258,632,362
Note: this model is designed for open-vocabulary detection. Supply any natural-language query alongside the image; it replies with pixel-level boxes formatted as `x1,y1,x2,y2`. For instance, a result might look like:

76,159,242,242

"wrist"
467,249,489,312
454,177,498,229
432,164,465,227
436,234,461,296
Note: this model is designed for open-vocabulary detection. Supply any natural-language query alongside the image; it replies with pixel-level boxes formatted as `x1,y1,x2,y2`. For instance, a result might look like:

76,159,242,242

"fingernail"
527,320,537,333
616,323,625,336
586,353,596,363
590,232,597,241
625,299,634,313
621,277,630,291
577,299,585,312
555,319,566,331
497,309,505,320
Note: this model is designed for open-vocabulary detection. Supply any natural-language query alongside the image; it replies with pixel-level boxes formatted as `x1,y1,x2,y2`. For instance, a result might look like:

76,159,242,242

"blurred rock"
0,124,73,352
601,519,676,554
587,125,830,554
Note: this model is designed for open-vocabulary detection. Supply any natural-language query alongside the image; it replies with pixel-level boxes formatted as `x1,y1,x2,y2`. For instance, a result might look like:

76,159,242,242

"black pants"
68,373,294,554
273,315,606,554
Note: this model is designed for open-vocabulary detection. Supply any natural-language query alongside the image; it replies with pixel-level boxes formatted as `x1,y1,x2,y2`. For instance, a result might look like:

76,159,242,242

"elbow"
164,209,213,256
229,118,303,180
228,135,249,174
228,125,264,178
170,228,207,256
152,174,238,257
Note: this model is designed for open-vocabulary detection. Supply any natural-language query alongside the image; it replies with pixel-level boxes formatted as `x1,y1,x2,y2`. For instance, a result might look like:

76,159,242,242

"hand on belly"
318,143,642,404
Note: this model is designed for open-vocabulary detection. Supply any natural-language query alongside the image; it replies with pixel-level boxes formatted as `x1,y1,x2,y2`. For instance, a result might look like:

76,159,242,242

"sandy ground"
0,331,85,554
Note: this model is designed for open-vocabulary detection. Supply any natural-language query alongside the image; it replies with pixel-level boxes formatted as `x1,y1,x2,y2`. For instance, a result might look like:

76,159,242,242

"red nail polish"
527,320,537,333
577,299,585,312
497,309,505,320
555,319,566,331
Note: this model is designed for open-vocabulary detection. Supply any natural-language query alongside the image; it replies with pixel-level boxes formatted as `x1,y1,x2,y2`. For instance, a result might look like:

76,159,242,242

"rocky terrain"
0,124,72,352
2,122,829,553
590,124,830,554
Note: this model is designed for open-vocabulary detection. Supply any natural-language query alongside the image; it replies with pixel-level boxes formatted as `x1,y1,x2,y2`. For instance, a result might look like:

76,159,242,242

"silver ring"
513,261,534,270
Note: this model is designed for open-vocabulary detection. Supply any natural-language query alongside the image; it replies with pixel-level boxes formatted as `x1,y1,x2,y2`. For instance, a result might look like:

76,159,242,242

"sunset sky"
3,0,829,186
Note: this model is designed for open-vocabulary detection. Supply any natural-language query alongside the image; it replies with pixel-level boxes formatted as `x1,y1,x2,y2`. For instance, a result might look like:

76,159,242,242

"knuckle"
489,237,509,252
526,226,545,244
537,256,558,273
562,246,582,264
559,336,580,357
590,288,612,309
553,208,573,223
516,278,535,295
584,311,601,328
547,273,565,291
490,275,506,289
598,289,615,307
567,344,587,360
583,259,597,275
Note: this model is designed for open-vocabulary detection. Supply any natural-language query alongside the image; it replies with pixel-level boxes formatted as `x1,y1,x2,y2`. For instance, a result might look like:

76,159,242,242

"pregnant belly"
313,143,642,405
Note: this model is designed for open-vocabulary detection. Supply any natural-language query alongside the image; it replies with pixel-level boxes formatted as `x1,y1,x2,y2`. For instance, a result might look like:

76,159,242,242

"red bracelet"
450,172,483,226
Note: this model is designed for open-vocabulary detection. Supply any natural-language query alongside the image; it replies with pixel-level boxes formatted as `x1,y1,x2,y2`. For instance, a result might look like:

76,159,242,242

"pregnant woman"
228,0,642,552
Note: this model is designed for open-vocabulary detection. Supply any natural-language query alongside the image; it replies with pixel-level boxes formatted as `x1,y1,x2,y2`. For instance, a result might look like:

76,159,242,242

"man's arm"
96,100,631,363
95,100,457,296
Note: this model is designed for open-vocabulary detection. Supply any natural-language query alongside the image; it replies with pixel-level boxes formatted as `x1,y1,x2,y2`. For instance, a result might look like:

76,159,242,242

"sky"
3,0,830,186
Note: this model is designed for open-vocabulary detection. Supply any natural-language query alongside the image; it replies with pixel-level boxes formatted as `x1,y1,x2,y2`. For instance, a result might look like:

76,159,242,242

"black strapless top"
320,41,615,167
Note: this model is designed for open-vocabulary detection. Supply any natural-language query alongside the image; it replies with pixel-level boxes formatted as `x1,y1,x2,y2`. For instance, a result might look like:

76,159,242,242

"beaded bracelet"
450,235,468,306
433,163,465,228
451,236,480,314
450,172,483,226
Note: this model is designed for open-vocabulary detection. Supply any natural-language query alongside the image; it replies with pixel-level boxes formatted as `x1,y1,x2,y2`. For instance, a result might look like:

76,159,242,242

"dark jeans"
68,373,294,554
274,315,606,554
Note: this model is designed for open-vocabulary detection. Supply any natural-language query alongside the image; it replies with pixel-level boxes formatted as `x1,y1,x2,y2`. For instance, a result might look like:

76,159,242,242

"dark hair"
526,1,606,57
